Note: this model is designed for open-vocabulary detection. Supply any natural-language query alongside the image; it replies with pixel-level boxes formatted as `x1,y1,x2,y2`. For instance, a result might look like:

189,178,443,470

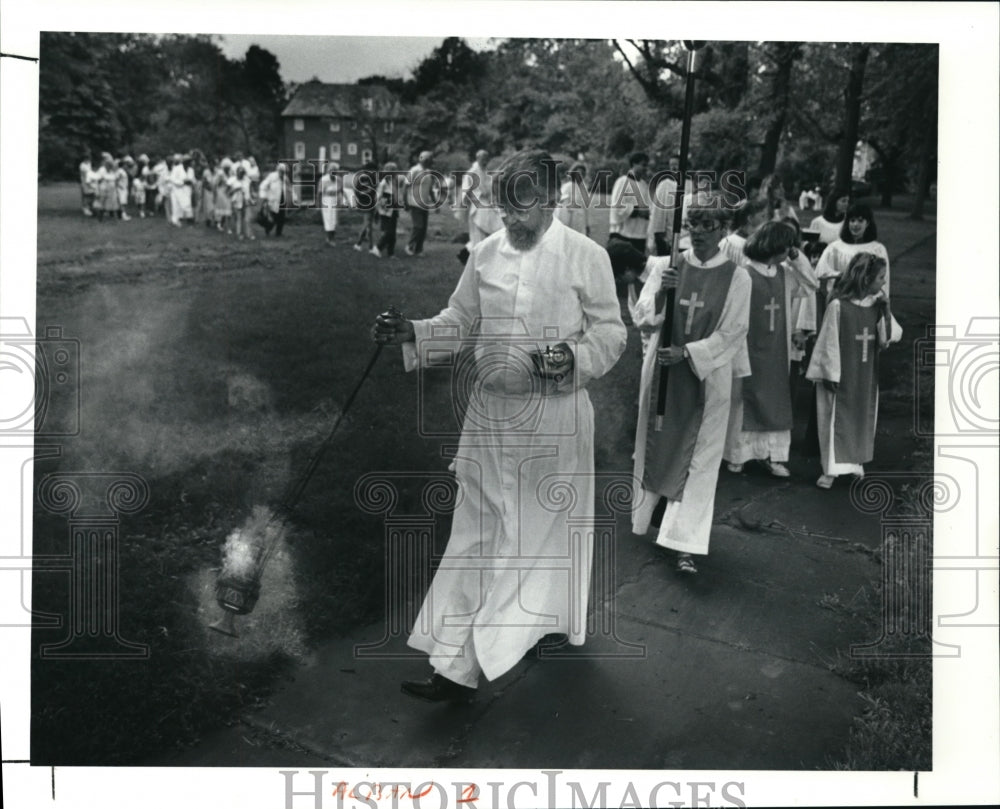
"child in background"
215,161,233,234
115,159,131,221
723,221,818,478
142,163,159,219
228,165,253,240
371,162,402,259
131,171,145,219
806,252,901,489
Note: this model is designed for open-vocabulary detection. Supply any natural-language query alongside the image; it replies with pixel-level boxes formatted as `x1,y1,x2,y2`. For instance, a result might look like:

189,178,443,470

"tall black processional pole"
655,40,706,431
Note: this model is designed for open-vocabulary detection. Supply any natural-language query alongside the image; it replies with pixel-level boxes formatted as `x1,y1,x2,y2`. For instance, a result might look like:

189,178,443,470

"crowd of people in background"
73,142,901,578
77,149,299,240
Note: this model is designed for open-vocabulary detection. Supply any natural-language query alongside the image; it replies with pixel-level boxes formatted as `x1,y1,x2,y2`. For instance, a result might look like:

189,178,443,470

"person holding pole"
630,195,750,574
630,40,751,575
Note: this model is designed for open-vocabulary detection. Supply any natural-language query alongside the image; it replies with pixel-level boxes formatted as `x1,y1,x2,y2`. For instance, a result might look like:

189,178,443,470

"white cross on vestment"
679,291,705,334
856,327,875,362
764,297,781,332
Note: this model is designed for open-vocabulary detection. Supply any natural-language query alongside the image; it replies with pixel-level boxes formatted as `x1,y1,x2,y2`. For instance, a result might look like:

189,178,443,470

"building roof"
281,81,403,119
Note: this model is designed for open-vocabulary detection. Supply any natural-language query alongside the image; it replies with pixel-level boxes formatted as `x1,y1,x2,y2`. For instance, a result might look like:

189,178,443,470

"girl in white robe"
319,167,344,245
809,190,850,246
806,252,901,489
797,203,890,337
723,221,818,476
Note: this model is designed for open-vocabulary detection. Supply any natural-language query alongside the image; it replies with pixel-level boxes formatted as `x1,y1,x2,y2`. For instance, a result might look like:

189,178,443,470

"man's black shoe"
400,673,476,703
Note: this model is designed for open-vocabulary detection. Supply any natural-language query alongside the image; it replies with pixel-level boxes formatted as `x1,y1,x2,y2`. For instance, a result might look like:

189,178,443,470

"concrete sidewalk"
153,220,935,771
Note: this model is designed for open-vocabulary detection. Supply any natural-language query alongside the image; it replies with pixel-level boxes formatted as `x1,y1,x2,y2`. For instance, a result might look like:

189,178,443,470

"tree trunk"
910,79,938,220
757,43,800,177
910,127,935,220
873,145,900,208
833,44,870,195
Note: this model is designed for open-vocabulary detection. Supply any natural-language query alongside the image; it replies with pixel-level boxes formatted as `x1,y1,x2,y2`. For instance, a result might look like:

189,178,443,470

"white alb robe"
809,215,843,246
609,172,652,242
319,174,342,231
458,160,503,247
554,179,592,236
401,218,627,686
169,164,192,223
718,232,747,266
797,239,891,333
631,250,751,556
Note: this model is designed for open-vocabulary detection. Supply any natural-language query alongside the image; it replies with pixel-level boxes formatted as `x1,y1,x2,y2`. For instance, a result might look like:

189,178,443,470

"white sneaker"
353,244,363,252
816,474,835,489
726,462,744,473
369,246,381,257
764,460,790,478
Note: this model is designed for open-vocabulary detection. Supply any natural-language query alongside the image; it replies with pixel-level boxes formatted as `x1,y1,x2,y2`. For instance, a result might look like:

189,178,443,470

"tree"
38,33,124,177
863,44,938,209
406,37,488,102
756,41,802,177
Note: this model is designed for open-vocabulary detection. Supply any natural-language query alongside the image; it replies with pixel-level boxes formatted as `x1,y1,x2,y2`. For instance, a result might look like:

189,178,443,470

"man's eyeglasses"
684,219,721,233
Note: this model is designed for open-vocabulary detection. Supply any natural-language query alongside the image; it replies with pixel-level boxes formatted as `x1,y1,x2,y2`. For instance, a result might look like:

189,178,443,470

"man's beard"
506,221,540,251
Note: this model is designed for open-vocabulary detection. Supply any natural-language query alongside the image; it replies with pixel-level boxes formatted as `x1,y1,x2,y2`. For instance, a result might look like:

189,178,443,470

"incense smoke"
220,505,288,579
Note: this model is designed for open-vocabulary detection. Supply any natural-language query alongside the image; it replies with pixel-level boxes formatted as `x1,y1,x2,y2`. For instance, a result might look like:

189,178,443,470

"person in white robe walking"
456,149,504,259
631,195,750,574
372,149,627,702
318,164,344,245
168,154,192,226
808,190,850,246
723,221,818,477
806,252,901,488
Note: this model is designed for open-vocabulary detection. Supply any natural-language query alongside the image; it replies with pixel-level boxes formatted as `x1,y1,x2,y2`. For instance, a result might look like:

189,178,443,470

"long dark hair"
839,203,878,243
822,189,850,223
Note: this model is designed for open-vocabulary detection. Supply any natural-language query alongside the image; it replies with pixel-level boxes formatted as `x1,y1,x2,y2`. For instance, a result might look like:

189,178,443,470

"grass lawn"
29,182,934,766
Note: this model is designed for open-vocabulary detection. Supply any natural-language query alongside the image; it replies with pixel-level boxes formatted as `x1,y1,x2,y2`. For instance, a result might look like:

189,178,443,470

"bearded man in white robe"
373,149,627,702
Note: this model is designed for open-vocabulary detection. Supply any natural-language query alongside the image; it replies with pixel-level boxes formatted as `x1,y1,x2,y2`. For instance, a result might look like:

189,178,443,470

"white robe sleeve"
719,235,744,267
685,266,751,381
806,299,841,383
786,250,819,293
608,176,634,230
785,251,820,334
815,242,841,281
573,249,629,386
649,179,677,238
876,295,903,346
402,260,482,372
875,241,891,298
634,257,670,331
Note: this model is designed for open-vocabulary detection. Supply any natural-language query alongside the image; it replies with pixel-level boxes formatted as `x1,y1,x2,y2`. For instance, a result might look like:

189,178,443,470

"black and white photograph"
1,2,997,807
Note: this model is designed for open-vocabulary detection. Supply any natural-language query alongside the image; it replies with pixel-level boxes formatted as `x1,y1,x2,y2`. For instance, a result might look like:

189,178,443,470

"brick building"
280,81,404,171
